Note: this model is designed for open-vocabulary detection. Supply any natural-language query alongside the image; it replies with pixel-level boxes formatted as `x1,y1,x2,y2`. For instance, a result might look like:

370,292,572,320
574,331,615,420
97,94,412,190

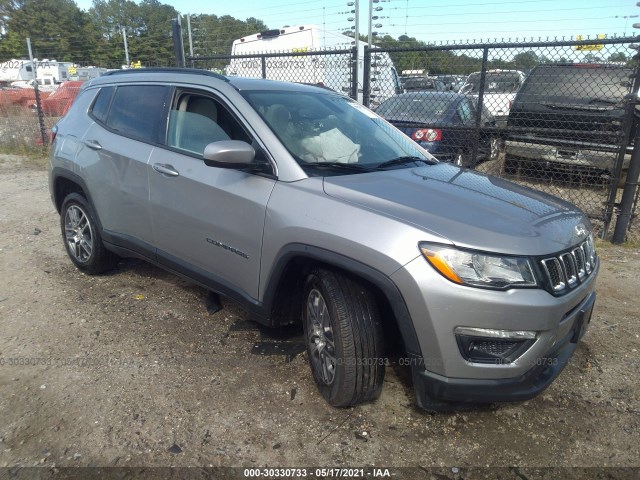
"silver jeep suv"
49,69,598,411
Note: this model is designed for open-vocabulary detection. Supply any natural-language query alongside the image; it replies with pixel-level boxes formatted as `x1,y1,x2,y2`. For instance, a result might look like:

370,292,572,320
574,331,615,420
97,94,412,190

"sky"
73,0,640,45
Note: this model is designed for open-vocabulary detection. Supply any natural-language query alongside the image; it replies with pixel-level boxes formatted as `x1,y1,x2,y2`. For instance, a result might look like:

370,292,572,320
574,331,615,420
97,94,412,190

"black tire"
303,268,385,407
60,193,117,274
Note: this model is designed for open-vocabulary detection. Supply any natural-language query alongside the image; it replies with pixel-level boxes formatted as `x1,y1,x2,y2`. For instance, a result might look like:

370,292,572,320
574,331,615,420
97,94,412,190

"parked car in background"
376,91,500,166
437,75,465,92
42,81,84,116
460,69,525,126
504,63,634,178
403,76,446,93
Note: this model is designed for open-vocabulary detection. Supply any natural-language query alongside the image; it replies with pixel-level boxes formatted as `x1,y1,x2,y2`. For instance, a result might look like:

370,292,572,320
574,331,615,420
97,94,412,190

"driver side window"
167,92,251,156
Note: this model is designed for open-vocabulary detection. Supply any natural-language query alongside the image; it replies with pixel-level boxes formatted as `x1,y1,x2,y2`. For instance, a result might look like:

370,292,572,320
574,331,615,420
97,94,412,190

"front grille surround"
540,237,596,295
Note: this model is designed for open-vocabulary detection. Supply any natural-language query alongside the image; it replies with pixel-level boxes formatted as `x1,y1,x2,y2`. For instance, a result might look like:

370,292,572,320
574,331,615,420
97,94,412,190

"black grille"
540,238,596,294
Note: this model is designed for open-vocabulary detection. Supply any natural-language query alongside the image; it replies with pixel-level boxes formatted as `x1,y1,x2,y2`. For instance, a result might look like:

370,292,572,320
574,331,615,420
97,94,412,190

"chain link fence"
2,33,639,238
189,48,358,99
367,37,640,237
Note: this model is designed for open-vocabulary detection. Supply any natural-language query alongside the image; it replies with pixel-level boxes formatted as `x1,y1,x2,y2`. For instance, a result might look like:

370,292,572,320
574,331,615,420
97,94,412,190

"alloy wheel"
64,205,94,263
306,288,337,385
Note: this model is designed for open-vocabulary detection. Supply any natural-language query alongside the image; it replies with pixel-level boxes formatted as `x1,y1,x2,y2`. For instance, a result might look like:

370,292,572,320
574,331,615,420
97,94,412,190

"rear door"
148,87,276,301
80,84,171,252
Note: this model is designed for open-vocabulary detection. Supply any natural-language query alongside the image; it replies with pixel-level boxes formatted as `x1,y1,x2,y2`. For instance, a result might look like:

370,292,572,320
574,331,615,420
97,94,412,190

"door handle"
84,139,102,150
152,163,180,177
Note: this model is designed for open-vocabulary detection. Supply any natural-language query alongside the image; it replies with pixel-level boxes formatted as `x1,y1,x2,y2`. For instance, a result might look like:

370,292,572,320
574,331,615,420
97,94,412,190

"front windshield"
242,90,434,174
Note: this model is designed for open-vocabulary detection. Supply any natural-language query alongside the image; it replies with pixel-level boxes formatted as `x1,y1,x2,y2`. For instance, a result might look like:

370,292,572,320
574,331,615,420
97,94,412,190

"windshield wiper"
302,162,375,172
375,156,436,170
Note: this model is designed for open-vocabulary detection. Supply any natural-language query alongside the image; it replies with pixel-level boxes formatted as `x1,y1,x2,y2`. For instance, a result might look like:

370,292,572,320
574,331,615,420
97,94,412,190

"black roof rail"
103,67,229,82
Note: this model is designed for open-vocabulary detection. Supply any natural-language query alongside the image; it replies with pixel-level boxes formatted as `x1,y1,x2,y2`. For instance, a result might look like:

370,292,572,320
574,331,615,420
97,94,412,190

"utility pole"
368,0,373,47
122,26,130,66
186,14,194,60
172,16,185,67
26,38,47,146
347,0,360,101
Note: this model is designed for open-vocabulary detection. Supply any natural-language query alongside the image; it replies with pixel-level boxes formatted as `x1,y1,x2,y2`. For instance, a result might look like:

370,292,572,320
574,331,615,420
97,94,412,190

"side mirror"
203,140,256,168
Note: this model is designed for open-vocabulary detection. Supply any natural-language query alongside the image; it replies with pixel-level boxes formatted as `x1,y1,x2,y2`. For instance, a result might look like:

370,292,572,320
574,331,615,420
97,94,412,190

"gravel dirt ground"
0,154,639,479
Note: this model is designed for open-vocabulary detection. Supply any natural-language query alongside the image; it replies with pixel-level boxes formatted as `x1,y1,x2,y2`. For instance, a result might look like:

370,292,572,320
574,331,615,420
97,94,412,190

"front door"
148,88,276,301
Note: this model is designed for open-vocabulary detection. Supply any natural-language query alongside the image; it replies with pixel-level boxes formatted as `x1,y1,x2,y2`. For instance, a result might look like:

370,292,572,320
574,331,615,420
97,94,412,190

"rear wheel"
303,268,385,407
60,193,117,274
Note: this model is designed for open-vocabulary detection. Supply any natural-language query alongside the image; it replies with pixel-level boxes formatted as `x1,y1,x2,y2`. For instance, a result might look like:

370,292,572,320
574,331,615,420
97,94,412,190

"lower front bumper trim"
412,337,576,408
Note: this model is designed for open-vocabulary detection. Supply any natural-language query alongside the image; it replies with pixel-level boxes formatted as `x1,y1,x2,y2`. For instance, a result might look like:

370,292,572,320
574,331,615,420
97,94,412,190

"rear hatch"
508,64,632,144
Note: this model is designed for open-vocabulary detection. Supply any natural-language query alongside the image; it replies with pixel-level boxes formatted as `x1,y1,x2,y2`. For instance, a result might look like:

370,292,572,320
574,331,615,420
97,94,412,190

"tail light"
51,125,58,144
411,128,442,142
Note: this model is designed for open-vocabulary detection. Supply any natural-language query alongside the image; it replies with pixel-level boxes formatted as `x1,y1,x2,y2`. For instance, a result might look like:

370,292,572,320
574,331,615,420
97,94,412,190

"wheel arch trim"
263,243,423,358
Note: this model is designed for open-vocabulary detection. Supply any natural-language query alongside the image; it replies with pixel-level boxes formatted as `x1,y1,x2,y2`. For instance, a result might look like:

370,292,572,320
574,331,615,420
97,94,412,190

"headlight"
419,243,537,289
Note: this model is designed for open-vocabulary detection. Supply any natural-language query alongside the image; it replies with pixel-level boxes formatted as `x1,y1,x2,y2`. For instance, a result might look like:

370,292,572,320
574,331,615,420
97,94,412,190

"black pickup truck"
504,63,636,181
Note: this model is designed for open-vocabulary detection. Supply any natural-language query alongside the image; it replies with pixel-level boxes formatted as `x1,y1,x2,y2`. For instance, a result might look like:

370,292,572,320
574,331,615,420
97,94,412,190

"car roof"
392,91,464,100
89,68,336,95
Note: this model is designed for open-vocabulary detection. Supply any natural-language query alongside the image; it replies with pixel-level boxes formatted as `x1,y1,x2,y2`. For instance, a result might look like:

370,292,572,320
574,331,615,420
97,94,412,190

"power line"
387,4,628,18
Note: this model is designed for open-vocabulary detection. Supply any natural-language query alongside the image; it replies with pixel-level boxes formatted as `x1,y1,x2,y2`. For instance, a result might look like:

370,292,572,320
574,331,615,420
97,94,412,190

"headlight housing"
419,243,537,289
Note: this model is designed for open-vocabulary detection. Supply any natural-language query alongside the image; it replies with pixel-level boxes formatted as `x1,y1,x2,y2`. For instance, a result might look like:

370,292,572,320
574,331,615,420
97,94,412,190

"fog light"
454,327,536,364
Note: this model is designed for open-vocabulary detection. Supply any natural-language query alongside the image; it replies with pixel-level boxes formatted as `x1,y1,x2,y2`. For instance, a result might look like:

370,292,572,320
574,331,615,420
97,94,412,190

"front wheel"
303,269,385,407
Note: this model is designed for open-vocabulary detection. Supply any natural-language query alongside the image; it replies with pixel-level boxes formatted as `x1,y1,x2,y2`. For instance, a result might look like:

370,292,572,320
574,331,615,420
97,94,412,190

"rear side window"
96,85,170,144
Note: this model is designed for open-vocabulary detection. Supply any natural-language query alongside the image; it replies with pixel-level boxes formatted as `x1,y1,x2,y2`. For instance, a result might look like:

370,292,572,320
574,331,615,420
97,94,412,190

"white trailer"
226,25,400,107
17,59,74,82
0,59,30,83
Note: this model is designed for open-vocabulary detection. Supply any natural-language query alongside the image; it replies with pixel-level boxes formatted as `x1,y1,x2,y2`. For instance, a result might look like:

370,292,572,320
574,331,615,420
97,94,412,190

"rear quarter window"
90,86,115,123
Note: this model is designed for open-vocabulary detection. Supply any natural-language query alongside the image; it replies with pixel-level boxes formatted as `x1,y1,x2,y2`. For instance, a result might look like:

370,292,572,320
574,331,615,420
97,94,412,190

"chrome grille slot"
572,247,586,280
561,253,577,287
541,257,565,292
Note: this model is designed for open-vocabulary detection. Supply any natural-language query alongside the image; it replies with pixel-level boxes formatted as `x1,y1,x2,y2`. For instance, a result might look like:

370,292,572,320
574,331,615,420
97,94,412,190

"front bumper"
505,139,630,171
412,291,595,406
390,251,598,407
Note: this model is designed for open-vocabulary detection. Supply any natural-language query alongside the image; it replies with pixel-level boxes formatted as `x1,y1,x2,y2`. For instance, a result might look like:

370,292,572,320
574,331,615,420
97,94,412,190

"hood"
323,164,590,256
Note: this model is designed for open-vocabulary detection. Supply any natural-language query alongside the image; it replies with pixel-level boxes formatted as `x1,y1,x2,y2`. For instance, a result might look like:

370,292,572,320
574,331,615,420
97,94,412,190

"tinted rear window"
377,94,454,122
464,72,522,93
105,85,170,143
404,78,438,90
519,65,632,99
